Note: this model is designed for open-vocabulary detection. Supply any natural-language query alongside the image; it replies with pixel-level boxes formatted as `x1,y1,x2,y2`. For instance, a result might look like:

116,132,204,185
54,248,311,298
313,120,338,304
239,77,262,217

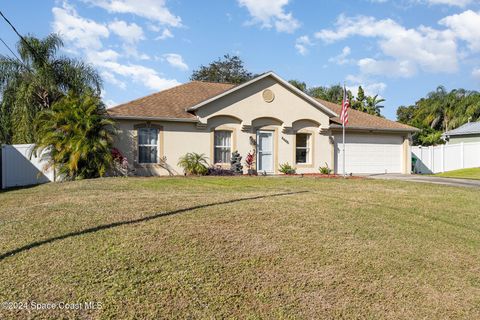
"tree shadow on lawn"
0,190,309,262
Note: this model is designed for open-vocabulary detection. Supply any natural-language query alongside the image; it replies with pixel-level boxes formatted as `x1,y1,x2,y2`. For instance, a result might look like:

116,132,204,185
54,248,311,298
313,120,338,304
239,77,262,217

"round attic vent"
262,89,275,103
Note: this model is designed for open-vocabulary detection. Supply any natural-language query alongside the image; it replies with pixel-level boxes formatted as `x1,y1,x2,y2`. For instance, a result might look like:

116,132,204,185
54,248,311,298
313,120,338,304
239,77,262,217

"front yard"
1,177,479,319
435,167,480,180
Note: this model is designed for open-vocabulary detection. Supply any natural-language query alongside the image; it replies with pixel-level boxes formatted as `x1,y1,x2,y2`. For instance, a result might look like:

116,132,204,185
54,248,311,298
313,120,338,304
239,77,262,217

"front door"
257,131,274,173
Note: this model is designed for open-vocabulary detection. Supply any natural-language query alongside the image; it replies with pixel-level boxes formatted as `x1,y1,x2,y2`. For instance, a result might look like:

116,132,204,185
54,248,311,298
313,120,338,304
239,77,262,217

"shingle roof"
108,80,418,132
443,122,480,136
108,81,236,120
315,99,418,132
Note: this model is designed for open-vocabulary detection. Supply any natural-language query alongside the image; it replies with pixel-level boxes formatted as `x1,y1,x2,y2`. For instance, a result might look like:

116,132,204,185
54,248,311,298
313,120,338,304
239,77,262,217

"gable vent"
262,89,275,103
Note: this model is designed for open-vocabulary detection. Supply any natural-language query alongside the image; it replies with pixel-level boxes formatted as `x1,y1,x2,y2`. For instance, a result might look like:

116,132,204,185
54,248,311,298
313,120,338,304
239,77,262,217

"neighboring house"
108,72,418,175
442,121,480,144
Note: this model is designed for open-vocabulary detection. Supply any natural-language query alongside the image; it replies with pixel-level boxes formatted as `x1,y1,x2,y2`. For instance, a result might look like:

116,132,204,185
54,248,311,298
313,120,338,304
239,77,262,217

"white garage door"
335,133,403,174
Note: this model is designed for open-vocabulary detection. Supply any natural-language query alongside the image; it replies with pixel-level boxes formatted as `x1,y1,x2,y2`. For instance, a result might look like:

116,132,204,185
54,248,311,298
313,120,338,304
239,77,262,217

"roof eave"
108,115,198,123
186,72,339,118
330,125,420,133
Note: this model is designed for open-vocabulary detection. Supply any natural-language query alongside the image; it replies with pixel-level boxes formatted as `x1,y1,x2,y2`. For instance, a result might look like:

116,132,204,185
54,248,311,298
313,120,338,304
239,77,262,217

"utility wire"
0,37,22,62
0,9,45,66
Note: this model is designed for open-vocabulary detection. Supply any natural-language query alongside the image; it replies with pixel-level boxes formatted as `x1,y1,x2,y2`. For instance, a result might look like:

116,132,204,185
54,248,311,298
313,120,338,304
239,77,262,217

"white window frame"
137,128,159,164
214,130,232,164
295,133,311,164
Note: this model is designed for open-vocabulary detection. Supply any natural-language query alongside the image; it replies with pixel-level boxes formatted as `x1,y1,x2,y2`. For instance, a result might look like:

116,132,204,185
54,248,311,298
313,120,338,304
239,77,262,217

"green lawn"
1,177,479,319
435,167,480,180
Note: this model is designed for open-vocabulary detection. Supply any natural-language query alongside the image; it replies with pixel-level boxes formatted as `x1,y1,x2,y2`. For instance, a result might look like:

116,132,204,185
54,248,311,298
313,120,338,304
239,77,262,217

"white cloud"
440,10,480,52
473,67,480,80
329,46,352,65
357,58,417,77
155,29,174,40
52,2,109,50
316,14,458,76
52,1,180,91
426,0,473,7
346,74,387,97
295,35,312,55
163,53,189,71
108,20,144,44
101,71,126,89
82,0,181,27
238,0,300,33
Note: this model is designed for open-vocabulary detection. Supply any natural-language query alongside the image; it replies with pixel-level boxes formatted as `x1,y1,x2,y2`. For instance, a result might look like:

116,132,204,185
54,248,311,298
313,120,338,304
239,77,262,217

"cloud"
439,10,480,52
295,35,313,55
237,0,300,33
52,1,180,91
346,74,387,97
425,0,473,7
82,0,181,27
473,67,480,80
329,46,352,65
52,2,109,50
155,29,174,40
108,20,144,44
357,58,417,77
315,14,458,76
163,53,189,71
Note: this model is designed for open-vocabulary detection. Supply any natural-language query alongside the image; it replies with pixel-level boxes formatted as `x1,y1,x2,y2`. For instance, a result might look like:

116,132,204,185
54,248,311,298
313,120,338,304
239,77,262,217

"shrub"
319,162,332,175
230,150,243,174
279,162,296,174
207,166,235,176
178,152,208,175
111,148,128,176
33,91,115,180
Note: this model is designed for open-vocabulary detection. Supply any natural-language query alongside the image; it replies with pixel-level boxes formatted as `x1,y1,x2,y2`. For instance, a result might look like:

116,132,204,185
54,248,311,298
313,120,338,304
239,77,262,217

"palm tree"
33,91,115,180
178,153,209,175
0,33,102,144
365,95,385,116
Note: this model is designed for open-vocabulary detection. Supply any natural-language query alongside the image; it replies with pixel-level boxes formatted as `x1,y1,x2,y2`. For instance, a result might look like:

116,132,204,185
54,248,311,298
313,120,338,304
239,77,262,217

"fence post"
460,142,464,169
441,144,445,173
430,146,434,173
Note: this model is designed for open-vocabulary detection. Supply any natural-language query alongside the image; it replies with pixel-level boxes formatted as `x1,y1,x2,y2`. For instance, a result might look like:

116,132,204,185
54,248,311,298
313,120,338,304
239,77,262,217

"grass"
1,177,479,319
435,167,480,180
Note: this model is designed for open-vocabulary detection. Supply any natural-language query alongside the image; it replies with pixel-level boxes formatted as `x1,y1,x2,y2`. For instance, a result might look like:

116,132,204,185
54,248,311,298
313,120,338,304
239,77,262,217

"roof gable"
187,72,338,118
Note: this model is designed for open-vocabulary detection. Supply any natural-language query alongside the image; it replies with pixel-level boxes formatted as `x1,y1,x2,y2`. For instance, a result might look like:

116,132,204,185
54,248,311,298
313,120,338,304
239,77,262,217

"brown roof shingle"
315,98,418,132
108,81,236,119
108,80,417,132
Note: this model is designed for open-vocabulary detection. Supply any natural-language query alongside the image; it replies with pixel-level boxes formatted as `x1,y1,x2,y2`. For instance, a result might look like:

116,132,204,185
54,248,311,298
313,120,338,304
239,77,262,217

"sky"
1,0,480,120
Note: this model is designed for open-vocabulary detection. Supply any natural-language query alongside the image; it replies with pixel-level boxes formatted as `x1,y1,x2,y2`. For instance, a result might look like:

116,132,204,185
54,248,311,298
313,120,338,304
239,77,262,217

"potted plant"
245,151,256,175
279,162,296,175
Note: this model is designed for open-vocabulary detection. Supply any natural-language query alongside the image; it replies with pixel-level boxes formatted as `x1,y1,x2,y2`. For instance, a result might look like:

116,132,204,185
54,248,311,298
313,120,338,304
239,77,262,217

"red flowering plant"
245,150,257,175
111,147,128,176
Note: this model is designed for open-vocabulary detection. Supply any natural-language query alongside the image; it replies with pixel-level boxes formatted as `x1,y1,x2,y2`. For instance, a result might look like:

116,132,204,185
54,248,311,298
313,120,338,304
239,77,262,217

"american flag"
340,85,349,126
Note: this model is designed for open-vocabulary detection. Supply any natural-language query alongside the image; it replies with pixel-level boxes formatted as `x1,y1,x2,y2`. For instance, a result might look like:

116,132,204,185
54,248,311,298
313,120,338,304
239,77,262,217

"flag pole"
342,83,346,178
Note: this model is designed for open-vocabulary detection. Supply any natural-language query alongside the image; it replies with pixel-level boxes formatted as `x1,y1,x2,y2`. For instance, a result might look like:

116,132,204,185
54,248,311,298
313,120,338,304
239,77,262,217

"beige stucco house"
108,72,417,176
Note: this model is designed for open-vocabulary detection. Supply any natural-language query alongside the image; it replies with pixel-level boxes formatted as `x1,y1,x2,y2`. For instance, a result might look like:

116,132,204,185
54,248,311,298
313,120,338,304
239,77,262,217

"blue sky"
1,0,480,119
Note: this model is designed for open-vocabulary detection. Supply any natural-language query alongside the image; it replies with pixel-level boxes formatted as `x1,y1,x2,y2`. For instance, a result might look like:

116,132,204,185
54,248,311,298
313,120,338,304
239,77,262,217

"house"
442,121,480,144
108,72,418,175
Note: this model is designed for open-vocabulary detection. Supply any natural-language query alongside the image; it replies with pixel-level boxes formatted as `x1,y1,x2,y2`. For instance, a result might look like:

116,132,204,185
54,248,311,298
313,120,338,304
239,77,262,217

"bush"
230,150,243,174
319,162,332,175
279,163,296,174
206,166,235,176
178,152,208,175
33,91,115,180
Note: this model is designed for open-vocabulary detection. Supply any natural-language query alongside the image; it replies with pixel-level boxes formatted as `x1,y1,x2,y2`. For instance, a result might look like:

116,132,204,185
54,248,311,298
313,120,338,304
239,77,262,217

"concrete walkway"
368,174,480,188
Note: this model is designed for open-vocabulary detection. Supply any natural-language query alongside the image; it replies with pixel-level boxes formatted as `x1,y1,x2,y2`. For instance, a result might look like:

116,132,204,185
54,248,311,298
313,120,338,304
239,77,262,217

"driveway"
368,174,480,188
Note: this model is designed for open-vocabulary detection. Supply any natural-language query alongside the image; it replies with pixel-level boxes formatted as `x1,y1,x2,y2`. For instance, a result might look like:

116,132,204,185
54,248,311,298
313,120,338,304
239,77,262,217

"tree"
395,85,480,146
0,34,102,144
190,54,254,84
365,95,385,116
308,85,345,104
288,80,307,92
33,91,115,180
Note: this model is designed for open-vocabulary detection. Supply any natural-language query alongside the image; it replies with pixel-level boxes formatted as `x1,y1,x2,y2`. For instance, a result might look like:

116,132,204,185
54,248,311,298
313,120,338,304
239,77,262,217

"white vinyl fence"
1,144,54,189
412,142,480,174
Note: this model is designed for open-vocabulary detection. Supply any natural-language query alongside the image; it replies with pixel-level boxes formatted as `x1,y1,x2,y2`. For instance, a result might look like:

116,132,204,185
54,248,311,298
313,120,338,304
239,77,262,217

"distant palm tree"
365,95,385,116
0,33,102,144
33,91,115,180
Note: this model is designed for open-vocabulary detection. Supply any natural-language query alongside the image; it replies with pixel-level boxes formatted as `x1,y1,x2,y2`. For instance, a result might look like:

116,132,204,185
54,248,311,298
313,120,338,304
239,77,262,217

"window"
296,133,311,164
138,128,158,164
214,130,232,163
